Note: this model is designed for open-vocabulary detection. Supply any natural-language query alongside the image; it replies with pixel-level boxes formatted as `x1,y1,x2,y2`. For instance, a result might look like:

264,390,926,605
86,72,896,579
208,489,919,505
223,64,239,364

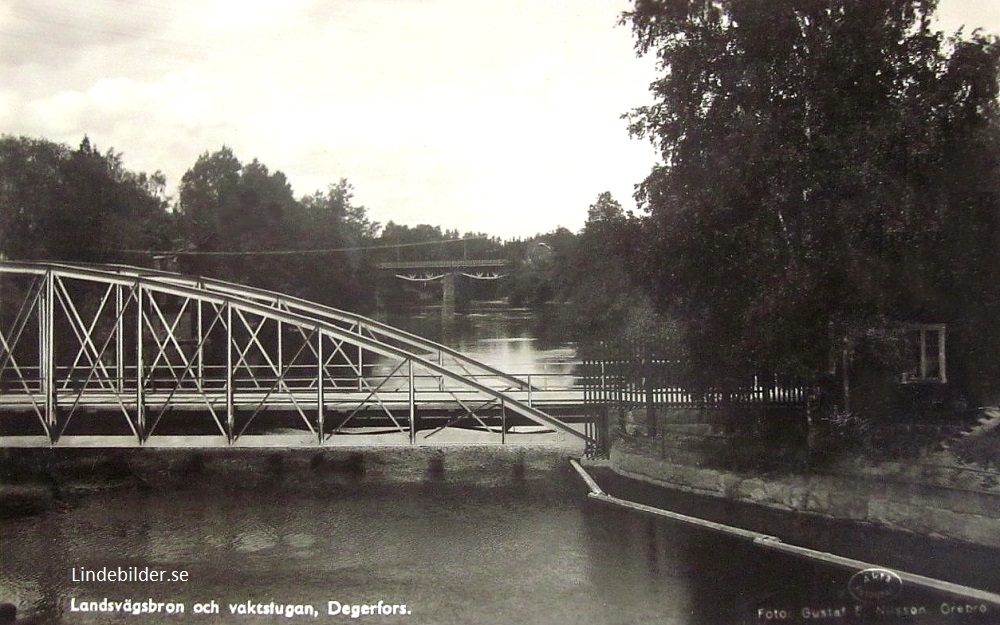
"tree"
504,227,577,308
176,147,299,290
500,193,676,351
586,191,626,226
562,193,672,348
297,180,380,308
300,179,380,246
175,148,379,310
0,135,171,262
622,0,1000,387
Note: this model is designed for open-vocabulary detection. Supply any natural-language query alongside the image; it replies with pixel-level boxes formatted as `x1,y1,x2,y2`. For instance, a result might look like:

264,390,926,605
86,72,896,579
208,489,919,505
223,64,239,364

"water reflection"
2,468,995,624
377,306,579,389
2,475,699,624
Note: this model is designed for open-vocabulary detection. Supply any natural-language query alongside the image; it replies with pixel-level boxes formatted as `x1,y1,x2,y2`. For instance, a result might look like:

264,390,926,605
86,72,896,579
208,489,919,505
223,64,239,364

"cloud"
935,0,1000,34
0,0,658,237
0,0,171,69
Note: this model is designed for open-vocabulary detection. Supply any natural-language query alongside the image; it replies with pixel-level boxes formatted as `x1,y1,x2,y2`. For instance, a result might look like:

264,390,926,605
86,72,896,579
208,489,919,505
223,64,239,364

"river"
376,304,579,389
1,455,996,625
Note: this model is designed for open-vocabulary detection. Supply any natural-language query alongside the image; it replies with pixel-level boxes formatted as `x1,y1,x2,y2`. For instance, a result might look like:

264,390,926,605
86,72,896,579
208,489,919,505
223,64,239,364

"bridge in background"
377,259,509,311
0,261,594,451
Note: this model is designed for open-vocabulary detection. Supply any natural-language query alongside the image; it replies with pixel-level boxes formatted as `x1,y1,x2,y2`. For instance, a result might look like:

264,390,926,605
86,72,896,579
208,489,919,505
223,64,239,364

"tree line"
0,133,627,323
0,138,507,313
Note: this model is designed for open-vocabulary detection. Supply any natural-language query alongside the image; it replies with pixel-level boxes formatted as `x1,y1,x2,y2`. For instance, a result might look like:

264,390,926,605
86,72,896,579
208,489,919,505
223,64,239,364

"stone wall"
610,436,1000,549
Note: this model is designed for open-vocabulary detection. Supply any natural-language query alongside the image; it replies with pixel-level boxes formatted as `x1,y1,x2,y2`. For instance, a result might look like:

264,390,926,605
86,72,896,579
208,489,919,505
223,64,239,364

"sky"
1,1,999,240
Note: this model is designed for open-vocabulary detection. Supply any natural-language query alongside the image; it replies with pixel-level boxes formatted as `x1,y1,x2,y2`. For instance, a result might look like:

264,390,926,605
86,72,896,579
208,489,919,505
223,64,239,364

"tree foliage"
175,147,378,309
0,135,172,262
502,193,680,354
622,0,1000,382
295,179,379,307
504,227,577,308
562,194,644,339
177,147,300,290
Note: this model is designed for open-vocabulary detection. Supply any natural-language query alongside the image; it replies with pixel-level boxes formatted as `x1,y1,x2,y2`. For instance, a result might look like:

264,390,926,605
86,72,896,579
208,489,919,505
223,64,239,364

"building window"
901,323,946,384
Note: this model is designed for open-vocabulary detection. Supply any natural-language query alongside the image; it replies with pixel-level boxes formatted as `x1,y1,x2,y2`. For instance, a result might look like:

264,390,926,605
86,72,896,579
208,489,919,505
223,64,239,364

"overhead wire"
120,237,493,257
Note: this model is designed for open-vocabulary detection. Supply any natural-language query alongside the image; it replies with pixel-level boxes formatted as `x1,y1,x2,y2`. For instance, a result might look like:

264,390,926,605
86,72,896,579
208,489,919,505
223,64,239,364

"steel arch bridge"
0,261,593,450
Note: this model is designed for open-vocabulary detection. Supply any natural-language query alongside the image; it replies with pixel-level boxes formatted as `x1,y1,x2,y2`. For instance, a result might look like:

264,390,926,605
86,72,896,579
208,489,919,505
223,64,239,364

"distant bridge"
0,261,593,450
377,259,509,310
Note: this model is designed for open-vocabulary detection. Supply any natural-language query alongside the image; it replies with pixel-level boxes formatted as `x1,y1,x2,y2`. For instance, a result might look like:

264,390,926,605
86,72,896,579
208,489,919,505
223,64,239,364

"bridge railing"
2,358,585,400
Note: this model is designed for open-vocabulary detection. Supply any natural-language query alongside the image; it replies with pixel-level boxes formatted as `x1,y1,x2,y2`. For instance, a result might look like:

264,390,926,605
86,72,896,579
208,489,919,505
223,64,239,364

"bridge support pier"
441,272,456,316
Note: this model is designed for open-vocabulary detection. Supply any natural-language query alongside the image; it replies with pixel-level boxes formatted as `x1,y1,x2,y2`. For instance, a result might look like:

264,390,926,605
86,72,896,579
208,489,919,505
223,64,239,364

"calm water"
377,306,578,388
2,466,993,625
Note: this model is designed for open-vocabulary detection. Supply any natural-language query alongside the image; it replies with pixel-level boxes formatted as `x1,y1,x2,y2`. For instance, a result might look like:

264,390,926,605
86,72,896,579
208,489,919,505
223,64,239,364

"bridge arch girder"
45,261,534,392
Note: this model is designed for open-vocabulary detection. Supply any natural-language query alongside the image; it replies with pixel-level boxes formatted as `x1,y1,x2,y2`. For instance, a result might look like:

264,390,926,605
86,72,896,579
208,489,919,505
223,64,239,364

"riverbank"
607,434,1000,550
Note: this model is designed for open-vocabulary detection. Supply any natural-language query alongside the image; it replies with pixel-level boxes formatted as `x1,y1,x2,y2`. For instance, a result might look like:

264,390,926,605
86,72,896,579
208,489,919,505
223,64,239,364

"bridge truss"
0,262,592,449
378,259,507,282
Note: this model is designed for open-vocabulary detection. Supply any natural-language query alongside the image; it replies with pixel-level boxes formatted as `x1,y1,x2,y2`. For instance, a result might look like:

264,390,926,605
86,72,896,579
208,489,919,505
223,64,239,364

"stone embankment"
610,434,1000,549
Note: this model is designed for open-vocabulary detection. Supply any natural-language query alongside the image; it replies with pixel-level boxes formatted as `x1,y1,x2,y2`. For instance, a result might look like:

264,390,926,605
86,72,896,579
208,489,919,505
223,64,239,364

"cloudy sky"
2,1,999,239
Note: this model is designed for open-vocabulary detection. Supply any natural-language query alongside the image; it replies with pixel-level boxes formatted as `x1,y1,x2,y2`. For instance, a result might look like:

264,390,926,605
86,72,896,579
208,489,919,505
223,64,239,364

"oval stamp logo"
849,568,903,603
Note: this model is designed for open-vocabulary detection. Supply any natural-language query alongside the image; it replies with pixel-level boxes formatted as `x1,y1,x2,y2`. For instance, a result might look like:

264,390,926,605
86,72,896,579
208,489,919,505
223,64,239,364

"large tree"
623,0,1000,386
176,147,299,290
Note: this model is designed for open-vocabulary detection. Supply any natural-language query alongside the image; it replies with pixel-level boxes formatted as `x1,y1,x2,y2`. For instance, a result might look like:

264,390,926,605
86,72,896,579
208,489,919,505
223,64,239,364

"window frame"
900,323,947,384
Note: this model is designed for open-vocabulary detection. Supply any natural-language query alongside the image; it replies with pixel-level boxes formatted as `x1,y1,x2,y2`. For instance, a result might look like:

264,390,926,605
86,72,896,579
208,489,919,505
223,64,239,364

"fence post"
660,407,667,460
40,271,56,442
645,352,656,437
408,359,416,444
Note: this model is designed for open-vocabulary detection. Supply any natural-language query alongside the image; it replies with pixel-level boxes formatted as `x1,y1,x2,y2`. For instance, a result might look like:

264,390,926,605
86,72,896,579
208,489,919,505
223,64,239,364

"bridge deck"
0,388,585,411
0,423,588,449
378,259,508,270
